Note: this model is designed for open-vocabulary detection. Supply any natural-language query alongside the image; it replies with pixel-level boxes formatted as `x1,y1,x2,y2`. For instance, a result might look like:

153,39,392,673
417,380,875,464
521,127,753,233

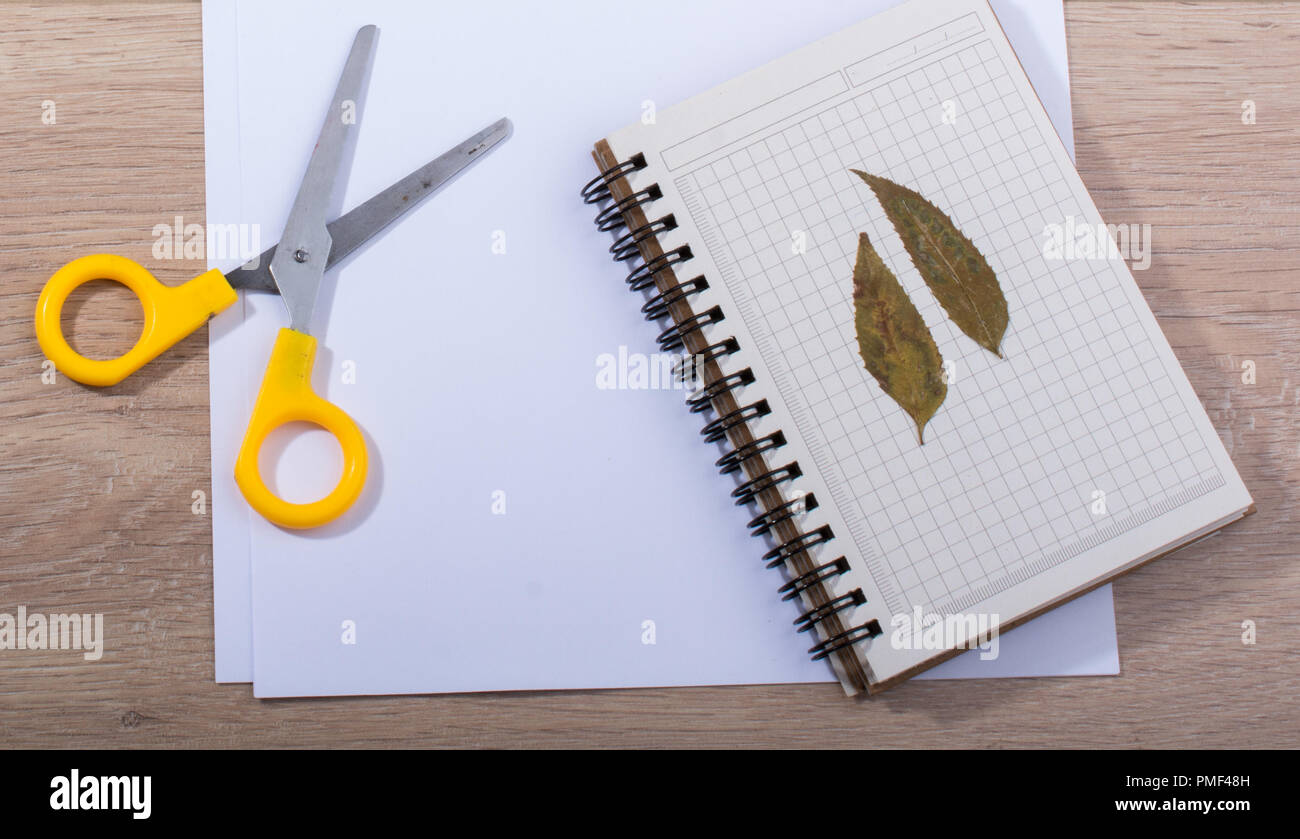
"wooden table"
0,1,1296,748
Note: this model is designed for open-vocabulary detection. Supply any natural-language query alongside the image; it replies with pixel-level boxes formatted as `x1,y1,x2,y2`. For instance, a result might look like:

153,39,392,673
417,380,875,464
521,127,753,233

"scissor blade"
225,117,513,294
269,24,378,333
327,117,513,265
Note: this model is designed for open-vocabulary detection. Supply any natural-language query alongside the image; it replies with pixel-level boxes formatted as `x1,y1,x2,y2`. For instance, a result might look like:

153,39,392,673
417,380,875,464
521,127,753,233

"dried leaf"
851,170,1008,357
851,233,947,444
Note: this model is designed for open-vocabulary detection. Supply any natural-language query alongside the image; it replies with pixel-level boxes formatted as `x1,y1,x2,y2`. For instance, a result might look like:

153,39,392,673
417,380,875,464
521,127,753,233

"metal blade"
225,117,513,294
327,117,513,265
268,24,378,333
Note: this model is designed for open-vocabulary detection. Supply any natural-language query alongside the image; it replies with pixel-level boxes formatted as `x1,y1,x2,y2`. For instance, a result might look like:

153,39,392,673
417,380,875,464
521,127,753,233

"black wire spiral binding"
778,556,850,601
613,215,677,262
763,524,834,569
682,337,740,369
584,152,880,670
627,246,692,291
732,462,801,507
657,306,724,352
809,620,883,661
794,589,866,633
700,399,770,443
689,368,755,414
715,428,782,474
581,153,646,204
748,492,818,536
642,275,707,321
595,185,662,231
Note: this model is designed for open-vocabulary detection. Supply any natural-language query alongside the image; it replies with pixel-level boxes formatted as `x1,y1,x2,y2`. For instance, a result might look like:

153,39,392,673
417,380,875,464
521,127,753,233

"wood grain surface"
0,1,1296,748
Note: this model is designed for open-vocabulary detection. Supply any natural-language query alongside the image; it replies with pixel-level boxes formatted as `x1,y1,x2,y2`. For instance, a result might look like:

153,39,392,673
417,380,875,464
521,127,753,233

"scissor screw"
293,248,309,263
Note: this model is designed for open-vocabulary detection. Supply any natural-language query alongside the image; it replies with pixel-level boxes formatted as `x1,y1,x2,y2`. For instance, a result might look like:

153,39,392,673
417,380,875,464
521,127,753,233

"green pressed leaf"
851,233,947,444
851,170,1008,358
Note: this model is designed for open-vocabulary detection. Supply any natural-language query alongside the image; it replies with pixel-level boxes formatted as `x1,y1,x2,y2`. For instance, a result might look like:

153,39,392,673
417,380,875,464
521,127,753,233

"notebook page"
603,0,1251,683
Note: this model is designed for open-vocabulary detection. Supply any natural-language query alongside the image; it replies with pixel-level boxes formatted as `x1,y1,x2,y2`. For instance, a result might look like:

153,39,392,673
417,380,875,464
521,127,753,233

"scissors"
34,25,511,529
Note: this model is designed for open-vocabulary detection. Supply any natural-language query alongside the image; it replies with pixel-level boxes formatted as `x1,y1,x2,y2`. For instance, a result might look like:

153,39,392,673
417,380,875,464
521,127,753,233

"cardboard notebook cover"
591,139,1254,696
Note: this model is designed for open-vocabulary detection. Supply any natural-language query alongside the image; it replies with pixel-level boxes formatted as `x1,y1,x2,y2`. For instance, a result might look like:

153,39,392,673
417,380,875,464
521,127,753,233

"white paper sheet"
202,0,1119,693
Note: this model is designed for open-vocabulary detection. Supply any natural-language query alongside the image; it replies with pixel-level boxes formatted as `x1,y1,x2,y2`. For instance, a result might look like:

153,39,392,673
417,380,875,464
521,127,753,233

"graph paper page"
605,0,1251,682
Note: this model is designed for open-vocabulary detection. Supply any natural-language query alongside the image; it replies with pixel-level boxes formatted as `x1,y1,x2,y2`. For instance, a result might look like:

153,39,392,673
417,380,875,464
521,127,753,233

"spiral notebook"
585,0,1252,694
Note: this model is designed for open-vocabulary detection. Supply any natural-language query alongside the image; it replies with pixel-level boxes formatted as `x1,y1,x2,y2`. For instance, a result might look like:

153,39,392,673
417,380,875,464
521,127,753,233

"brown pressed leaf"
851,170,1008,357
851,233,947,444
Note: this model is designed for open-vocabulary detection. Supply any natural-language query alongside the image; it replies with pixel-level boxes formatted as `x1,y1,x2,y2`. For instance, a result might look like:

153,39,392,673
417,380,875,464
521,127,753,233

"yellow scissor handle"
234,328,367,529
35,254,238,387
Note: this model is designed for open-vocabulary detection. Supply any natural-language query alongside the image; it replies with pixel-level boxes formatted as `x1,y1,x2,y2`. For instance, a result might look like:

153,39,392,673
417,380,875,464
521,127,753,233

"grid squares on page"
671,38,1224,616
